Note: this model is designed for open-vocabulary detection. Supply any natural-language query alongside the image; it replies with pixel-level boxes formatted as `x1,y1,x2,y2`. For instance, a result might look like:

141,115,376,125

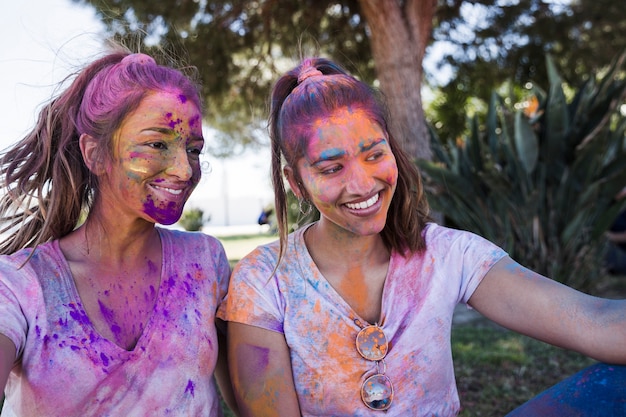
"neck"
61,217,159,268
304,222,390,271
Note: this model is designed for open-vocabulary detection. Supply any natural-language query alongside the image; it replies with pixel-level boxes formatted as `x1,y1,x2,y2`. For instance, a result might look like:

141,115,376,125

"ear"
79,133,105,175
283,165,303,199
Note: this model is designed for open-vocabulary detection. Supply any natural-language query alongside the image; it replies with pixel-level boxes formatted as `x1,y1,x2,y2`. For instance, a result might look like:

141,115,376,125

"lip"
344,192,382,216
149,182,190,200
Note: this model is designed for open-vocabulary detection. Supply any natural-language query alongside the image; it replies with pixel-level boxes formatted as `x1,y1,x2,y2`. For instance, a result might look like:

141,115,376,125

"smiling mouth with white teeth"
345,193,379,210
153,185,183,195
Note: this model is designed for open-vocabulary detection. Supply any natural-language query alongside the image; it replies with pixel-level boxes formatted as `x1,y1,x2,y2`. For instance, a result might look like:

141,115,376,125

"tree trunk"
358,0,436,162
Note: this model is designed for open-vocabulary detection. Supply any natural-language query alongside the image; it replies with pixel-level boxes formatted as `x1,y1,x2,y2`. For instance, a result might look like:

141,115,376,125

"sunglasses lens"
356,325,388,361
361,374,394,410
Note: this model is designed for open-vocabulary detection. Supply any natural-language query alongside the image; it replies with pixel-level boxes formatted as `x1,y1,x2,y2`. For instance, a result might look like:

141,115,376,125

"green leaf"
545,54,569,149
514,110,539,174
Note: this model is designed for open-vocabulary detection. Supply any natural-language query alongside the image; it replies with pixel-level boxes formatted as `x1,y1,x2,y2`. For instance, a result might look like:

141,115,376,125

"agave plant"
418,52,626,291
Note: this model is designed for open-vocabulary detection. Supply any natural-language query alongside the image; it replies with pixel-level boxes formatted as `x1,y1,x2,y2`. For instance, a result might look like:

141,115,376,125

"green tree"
178,207,209,232
74,0,623,159
419,53,626,290
74,0,435,160
429,0,626,143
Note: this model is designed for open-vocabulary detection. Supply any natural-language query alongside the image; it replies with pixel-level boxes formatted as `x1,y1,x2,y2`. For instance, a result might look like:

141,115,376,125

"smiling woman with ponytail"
0,44,237,416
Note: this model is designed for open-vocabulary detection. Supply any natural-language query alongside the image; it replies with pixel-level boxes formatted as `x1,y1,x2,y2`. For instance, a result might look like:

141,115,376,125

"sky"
0,0,274,227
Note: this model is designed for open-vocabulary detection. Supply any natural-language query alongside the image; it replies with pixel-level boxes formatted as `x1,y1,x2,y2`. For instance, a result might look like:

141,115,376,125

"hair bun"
121,53,157,66
297,66,323,84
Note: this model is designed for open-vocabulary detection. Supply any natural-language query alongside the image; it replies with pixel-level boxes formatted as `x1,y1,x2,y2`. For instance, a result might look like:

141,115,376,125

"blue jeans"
505,363,626,416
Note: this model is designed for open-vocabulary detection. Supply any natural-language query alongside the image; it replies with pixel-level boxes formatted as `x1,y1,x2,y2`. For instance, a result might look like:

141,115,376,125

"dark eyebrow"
311,148,346,166
360,138,386,152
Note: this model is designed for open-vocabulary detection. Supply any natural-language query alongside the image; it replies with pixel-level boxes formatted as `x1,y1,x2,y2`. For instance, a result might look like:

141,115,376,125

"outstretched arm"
0,333,16,398
469,256,626,364
228,322,301,417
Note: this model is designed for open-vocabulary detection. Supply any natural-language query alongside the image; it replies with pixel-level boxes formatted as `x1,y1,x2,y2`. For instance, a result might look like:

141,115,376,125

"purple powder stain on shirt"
166,276,176,288
184,379,195,397
67,303,90,325
100,352,109,366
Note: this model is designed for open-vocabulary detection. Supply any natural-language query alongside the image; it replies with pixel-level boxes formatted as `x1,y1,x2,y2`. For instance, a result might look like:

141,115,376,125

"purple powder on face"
178,94,187,103
189,114,201,128
147,260,158,274
143,198,182,225
98,300,122,337
98,300,115,322
110,324,121,336
167,117,183,129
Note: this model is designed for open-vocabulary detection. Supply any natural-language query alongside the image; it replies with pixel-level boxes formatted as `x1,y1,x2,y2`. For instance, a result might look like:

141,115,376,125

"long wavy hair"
0,44,202,255
268,57,430,264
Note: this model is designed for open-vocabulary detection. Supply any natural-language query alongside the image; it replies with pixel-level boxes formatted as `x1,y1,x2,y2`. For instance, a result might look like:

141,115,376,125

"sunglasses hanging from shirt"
355,322,394,410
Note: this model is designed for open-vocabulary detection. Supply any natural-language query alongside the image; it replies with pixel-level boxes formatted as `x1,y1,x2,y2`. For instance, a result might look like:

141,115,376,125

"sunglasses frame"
355,323,394,411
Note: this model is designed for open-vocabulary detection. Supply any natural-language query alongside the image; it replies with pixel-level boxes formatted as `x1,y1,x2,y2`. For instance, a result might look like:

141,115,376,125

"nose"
345,161,376,195
164,146,193,180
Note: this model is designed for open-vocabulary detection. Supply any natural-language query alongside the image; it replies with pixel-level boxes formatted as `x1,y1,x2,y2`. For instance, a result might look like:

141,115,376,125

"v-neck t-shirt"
0,228,230,417
218,222,507,416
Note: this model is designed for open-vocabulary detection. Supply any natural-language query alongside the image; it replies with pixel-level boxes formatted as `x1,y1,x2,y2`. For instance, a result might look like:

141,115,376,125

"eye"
320,164,342,175
187,147,202,157
149,141,168,150
366,150,384,161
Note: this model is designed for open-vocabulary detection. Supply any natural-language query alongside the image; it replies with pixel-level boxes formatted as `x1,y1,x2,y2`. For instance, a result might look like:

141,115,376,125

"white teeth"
154,186,183,195
346,193,379,210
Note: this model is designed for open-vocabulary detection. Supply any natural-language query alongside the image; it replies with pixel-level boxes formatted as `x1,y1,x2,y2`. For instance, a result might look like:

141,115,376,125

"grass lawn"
453,326,595,415
216,232,277,265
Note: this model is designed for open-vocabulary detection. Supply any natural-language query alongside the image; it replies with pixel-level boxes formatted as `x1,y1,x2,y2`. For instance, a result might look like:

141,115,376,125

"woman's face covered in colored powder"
292,107,398,236
101,90,204,225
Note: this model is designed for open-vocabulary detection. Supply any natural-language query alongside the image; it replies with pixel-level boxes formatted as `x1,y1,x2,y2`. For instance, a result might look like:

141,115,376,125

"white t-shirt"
0,228,230,417
219,222,507,416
